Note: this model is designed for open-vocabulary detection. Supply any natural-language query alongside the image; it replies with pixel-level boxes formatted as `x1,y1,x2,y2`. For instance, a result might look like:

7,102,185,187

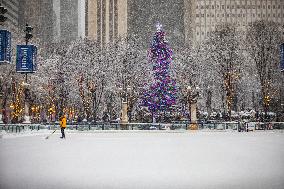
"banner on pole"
16,45,37,73
0,30,11,64
281,44,284,72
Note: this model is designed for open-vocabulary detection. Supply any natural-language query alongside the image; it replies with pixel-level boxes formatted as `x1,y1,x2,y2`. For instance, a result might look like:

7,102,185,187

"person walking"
59,114,67,139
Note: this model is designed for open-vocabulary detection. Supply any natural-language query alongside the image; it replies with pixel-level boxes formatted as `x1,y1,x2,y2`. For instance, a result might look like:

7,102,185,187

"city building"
86,0,125,46
1,0,19,28
190,0,284,43
86,0,185,47
53,0,85,41
18,0,54,45
128,0,185,47
2,0,55,45
4,0,283,45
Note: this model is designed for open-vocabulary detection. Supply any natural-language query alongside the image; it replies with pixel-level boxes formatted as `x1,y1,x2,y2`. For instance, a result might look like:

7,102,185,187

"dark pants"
61,127,65,138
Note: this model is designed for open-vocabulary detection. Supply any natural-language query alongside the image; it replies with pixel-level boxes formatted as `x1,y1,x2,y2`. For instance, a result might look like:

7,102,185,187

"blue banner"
16,45,37,73
0,30,11,64
281,44,284,72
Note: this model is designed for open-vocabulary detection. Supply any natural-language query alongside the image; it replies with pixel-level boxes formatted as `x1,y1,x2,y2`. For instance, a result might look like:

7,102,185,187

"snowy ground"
0,130,284,189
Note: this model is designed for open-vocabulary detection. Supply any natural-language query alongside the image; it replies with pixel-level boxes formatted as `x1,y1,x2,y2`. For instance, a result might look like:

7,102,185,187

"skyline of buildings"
1,0,284,46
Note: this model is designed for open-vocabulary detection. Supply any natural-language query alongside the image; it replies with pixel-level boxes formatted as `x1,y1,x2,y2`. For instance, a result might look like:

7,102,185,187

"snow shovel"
45,129,57,139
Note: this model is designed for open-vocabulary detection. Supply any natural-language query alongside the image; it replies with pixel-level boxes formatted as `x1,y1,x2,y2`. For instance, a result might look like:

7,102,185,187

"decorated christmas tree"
142,23,177,117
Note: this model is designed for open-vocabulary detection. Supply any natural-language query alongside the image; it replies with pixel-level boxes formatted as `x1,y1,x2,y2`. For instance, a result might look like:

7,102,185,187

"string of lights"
142,24,177,113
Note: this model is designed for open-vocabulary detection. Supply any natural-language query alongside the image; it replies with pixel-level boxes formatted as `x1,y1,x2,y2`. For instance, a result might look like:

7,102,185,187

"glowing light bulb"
156,22,162,31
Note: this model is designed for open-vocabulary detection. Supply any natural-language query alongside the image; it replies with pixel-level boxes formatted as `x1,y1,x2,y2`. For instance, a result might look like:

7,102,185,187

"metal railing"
0,124,43,133
1,122,284,133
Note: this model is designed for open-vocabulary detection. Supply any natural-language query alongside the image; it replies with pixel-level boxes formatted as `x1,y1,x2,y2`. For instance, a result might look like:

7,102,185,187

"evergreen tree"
142,24,177,116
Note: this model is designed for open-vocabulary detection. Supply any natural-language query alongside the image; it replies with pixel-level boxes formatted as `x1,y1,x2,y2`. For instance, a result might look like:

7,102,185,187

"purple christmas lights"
142,24,177,113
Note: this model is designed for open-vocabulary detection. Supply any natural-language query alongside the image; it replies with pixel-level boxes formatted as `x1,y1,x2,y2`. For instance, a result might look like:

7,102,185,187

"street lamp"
0,4,7,24
0,91,3,124
21,23,33,124
118,81,131,129
0,4,8,123
88,81,97,123
187,85,200,130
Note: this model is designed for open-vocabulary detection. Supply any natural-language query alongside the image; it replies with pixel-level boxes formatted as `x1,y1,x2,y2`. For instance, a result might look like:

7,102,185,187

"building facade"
86,0,126,46
2,0,55,44
128,0,185,47
86,0,185,47
19,0,54,45
2,0,19,28
53,0,85,41
191,0,284,43
60,0,78,41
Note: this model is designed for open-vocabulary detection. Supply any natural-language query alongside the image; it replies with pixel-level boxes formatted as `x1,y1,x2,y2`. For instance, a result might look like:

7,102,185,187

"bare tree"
201,24,245,120
246,20,282,118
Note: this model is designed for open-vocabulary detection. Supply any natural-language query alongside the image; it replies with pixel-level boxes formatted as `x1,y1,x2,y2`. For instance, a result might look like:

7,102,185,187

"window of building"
207,14,210,17
268,5,270,9
227,5,230,9
243,14,245,17
202,14,204,17
263,14,265,17
217,14,219,17
238,14,241,17
212,14,214,17
196,5,199,9
212,5,214,9
268,14,270,17
196,14,199,17
258,5,261,9
197,32,199,35
222,14,225,17
258,14,261,17
222,5,225,9
206,5,210,9
201,6,204,9
279,5,281,9
273,14,275,17
217,5,219,9
263,5,265,9
201,32,204,35
273,5,275,9
253,13,255,17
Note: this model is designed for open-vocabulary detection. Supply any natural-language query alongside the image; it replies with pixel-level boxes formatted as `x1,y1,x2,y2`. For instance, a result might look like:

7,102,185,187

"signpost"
16,23,35,124
0,30,11,64
16,45,37,73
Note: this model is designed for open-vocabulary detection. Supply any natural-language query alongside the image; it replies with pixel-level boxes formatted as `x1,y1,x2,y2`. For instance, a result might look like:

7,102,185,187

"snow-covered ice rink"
1,131,284,189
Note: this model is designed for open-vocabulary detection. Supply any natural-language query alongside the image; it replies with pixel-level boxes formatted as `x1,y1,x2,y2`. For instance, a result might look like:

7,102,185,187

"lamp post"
118,79,131,129
88,81,97,123
0,90,3,123
0,4,8,123
187,85,200,130
22,23,33,124
0,4,7,24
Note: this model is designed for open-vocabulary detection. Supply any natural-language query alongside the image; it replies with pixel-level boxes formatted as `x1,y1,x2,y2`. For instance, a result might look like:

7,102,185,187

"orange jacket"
60,116,67,128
